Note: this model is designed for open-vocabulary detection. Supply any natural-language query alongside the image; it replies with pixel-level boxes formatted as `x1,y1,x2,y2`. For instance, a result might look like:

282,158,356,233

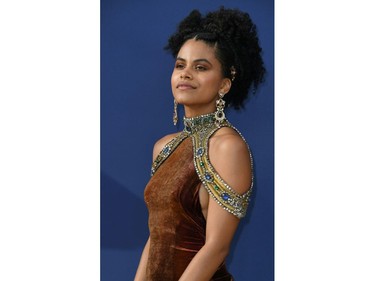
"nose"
180,70,192,79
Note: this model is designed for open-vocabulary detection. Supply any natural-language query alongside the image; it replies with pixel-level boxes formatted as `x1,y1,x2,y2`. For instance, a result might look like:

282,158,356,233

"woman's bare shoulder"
209,127,252,194
152,132,181,161
210,127,248,153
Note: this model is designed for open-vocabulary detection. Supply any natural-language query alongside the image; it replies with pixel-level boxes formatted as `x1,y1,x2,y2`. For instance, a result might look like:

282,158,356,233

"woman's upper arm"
208,131,252,194
205,132,252,250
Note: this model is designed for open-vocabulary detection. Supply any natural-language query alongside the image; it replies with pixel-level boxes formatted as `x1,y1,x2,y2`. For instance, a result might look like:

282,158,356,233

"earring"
214,92,226,126
173,99,178,126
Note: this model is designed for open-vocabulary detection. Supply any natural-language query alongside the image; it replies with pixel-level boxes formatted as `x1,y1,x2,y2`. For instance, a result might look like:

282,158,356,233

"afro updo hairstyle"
165,7,265,109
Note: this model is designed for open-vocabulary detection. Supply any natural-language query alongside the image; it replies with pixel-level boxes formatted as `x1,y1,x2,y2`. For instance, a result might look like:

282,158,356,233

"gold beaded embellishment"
188,115,252,219
151,112,253,218
151,132,189,176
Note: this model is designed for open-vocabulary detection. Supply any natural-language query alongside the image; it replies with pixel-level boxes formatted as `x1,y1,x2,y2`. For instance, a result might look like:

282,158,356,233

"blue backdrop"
101,0,274,280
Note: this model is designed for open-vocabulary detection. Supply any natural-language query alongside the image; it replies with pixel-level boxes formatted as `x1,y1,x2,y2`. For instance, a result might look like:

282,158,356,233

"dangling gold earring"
214,92,226,126
173,99,178,125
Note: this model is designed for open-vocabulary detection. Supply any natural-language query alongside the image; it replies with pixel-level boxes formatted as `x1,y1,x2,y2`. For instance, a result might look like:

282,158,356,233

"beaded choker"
183,112,218,134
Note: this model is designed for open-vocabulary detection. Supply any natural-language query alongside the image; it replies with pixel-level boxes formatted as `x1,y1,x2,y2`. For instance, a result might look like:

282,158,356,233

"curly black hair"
165,7,266,109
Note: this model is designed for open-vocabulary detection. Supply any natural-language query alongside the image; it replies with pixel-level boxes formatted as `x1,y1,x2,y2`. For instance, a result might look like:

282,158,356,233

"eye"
195,65,207,71
175,62,185,69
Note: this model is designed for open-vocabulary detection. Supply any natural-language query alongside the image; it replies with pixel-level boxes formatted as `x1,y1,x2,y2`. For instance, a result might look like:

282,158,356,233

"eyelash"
195,65,206,71
174,63,207,71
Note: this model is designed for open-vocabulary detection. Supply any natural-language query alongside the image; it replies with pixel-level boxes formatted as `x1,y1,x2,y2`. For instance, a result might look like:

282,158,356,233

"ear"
219,78,232,95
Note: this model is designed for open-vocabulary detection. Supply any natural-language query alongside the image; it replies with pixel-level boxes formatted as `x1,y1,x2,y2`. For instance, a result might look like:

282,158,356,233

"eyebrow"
176,57,213,66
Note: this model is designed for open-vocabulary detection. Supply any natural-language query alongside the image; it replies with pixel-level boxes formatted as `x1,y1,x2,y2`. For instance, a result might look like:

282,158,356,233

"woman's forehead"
177,39,218,62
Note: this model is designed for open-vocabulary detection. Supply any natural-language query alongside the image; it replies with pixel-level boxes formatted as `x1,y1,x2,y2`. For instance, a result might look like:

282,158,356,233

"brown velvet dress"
144,113,252,281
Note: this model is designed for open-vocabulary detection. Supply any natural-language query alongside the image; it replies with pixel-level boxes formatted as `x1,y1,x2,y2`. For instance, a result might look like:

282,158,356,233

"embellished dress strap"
151,131,189,176
184,113,253,219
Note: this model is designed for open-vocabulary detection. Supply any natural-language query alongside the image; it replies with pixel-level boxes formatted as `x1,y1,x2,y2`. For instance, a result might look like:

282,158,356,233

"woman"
135,7,265,281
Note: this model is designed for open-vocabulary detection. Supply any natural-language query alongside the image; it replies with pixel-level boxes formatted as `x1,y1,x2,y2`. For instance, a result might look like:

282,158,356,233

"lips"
177,83,197,90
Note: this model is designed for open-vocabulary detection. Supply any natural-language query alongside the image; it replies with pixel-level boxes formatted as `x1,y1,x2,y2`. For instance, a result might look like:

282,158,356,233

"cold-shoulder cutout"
190,122,253,219
208,128,252,195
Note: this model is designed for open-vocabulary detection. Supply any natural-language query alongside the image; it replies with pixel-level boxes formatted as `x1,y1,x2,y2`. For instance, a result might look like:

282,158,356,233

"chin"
174,95,190,105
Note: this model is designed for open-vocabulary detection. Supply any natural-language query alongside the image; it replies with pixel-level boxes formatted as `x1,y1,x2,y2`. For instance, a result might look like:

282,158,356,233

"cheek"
201,76,219,90
171,70,178,86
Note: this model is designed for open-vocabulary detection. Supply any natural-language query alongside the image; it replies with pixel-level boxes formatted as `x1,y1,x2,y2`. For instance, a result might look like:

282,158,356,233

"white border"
276,0,375,280
0,1,99,280
1,0,375,280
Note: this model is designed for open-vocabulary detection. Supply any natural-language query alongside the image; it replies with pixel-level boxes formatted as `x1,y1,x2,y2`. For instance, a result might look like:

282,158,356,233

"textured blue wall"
101,0,274,280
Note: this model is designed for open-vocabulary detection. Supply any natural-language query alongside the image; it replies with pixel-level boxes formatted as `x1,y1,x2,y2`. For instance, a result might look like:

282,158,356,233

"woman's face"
171,39,230,116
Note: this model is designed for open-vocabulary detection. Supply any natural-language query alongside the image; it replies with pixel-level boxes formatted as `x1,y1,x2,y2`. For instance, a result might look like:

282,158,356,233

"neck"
183,112,218,134
183,105,216,118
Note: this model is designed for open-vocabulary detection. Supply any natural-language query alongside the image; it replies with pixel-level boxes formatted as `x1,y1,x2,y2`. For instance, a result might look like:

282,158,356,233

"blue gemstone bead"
205,173,212,181
162,146,170,154
222,193,231,201
196,147,204,156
